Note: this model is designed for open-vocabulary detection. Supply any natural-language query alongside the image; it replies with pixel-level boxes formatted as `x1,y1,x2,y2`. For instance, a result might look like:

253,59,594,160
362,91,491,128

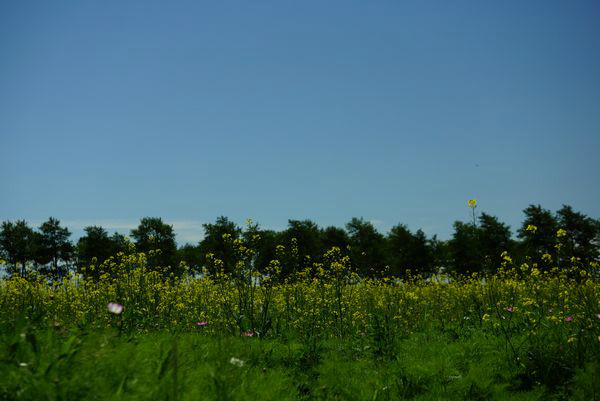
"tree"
346,218,386,277
556,205,599,265
130,217,177,273
109,232,129,256
448,221,481,275
198,216,241,275
478,213,513,273
281,220,323,274
34,217,74,278
176,243,202,273
517,205,558,267
77,226,112,267
0,220,35,277
385,225,435,277
242,225,281,275
76,226,128,276
321,226,350,254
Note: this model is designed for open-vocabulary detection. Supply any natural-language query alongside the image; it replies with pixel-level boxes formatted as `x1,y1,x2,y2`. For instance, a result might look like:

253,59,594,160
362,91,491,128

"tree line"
1,204,598,280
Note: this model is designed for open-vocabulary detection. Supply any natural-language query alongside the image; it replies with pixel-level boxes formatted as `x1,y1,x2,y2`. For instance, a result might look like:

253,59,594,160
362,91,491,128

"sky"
1,0,599,244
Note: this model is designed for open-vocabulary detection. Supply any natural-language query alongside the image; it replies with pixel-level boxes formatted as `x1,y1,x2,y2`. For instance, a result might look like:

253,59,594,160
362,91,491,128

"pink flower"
564,316,573,322
242,331,255,337
108,303,123,315
195,321,208,327
505,306,513,313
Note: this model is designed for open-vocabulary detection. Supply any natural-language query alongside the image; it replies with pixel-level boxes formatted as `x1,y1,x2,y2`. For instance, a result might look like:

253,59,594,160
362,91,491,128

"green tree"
0,220,35,277
556,205,599,265
76,226,128,276
176,243,202,273
346,218,386,277
241,223,282,275
281,220,323,274
34,217,74,278
385,225,435,277
130,217,177,274
321,226,350,254
448,221,481,275
109,232,129,255
478,213,513,273
198,216,241,275
517,205,558,267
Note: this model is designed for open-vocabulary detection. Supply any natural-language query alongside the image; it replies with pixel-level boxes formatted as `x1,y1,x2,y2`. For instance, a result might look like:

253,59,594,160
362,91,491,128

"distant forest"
1,204,599,279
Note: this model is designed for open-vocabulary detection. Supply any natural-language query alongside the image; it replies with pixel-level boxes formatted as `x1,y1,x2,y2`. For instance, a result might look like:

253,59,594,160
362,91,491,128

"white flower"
108,303,123,314
229,357,244,367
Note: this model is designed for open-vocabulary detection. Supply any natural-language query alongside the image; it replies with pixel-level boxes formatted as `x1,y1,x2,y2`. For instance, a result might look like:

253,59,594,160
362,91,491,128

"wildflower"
564,316,573,322
505,306,514,313
468,199,477,208
595,313,600,320
229,357,244,367
525,224,538,233
567,336,576,344
195,321,208,327
556,229,567,238
108,303,123,314
482,313,490,321
242,331,255,337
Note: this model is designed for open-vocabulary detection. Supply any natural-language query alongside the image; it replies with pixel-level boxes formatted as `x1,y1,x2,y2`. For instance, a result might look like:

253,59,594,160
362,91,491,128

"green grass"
2,320,598,401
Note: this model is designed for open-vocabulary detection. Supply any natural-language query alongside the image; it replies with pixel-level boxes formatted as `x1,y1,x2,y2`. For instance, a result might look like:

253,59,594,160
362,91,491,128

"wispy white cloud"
368,219,385,227
61,220,139,230
58,219,206,245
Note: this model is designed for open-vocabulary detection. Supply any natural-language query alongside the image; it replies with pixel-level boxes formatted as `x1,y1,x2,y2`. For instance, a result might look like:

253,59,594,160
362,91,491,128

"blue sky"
1,0,599,244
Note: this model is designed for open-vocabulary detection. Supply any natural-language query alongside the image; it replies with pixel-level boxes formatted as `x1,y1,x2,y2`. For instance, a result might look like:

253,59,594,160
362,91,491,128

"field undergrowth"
1,241,600,400
6,324,600,401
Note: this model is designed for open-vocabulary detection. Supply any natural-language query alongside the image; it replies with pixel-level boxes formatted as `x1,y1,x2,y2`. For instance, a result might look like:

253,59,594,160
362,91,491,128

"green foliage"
0,220,35,277
386,224,435,277
130,217,177,274
517,205,559,267
198,216,242,275
281,220,323,274
77,226,128,275
1,323,584,401
448,221,481,275
556,205,599,265
34,217,74,279
2,204,599,281
478,213,513,273
346,218,387,277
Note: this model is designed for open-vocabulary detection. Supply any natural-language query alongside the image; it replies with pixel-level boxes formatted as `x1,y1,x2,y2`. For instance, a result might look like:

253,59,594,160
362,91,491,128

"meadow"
1,242,600,401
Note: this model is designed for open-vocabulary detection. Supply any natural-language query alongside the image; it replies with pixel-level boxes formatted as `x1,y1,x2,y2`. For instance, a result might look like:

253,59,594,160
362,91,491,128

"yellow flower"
556,229,567,238
482,313,490,321
468,199,477,208
526,224,538,233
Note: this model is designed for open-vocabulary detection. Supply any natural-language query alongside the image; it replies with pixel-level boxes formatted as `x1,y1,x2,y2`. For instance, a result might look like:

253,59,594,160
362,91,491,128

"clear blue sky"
1,0,599,244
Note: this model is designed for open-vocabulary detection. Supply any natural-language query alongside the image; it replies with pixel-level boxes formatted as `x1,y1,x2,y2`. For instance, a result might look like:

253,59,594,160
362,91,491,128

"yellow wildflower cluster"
1,246,599,352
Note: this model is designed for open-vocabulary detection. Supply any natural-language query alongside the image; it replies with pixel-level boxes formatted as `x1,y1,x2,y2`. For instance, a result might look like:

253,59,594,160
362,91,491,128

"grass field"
1,247,599,400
